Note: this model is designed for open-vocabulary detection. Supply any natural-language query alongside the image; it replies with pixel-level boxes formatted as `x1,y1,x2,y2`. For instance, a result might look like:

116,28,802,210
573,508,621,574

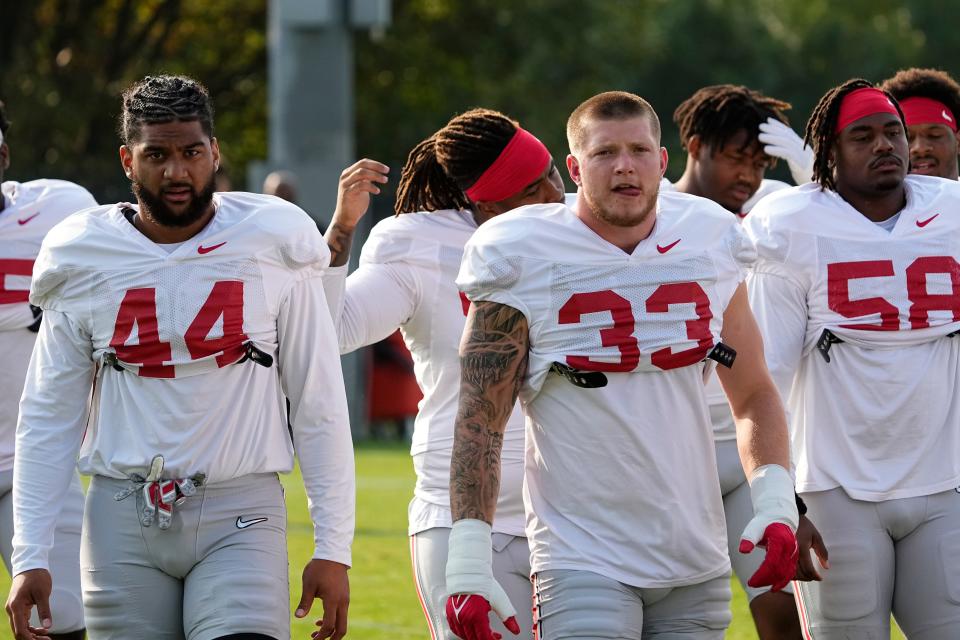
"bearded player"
322,109,563,639
444,91,799,639
0,100,94,640
881,67,960,180
744,78,960,638
669,84,828,639
4,75,354,640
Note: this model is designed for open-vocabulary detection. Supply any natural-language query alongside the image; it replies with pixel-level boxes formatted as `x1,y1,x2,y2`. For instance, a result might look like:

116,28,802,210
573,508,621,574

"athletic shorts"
715,439,793,601
411,527,532,639
795,487,960,639
0,469,85,633
532,568,731,639
82,473,289,640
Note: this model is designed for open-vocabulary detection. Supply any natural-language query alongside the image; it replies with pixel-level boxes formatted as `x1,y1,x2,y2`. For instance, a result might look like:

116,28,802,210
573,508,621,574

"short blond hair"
567,91,660,154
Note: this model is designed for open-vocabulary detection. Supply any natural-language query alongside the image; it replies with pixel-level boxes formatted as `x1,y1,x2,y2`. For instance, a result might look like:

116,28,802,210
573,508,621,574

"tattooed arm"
450,300,530,524
324,159,390,267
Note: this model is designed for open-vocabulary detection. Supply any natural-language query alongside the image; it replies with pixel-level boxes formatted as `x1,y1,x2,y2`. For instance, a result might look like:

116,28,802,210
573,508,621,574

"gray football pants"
532,569,731,639
82,473,289,640
795,487,960,639
411,527,533,639
0,469,86,633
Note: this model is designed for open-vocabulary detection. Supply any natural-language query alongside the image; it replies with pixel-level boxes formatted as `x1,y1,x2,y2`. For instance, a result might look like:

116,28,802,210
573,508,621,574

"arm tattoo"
450,301,529,523
325,222,356,267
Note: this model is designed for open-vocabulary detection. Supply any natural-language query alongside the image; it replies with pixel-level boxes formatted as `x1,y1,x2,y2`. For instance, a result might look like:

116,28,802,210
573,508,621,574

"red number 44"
110,281,248,378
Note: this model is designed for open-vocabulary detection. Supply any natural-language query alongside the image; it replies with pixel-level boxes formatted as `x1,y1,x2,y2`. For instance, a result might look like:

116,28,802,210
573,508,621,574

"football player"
669,84,828,639
880,67,960,180
4,76,354,640
446,91,799,640
322,108,564,639
0,100,94,640
745,78,960,638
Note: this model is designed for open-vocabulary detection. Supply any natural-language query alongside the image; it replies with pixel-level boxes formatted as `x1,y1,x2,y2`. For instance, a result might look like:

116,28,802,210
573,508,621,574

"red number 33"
110,281,248,378
558,284,713,372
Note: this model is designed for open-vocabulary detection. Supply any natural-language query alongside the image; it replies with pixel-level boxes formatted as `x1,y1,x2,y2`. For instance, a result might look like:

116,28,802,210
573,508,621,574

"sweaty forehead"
133,120,209,147
582,116,658,148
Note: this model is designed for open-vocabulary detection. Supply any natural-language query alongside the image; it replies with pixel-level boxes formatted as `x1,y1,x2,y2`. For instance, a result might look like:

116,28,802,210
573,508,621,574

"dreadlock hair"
119,75,214,144
394,108,519,215
0,100,10,138
880,67,960,123
673,84,791,154
804,78,905,192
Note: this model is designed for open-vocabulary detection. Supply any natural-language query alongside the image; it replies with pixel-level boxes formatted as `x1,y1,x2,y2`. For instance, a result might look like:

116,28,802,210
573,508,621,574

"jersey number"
558,284,713,372
828,257,960,330
0,259,35,304
110,281,248,378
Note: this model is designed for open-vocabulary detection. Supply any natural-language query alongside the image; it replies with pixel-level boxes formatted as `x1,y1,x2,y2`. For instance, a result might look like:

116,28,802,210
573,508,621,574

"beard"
584,182,660,229
132,173,216,228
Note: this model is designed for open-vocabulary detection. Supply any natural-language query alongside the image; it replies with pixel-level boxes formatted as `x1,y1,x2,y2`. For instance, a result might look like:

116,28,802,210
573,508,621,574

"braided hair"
803,78,904,191
673,84,791,153
880,67,960,124
394,108,518,215
119,75,214,144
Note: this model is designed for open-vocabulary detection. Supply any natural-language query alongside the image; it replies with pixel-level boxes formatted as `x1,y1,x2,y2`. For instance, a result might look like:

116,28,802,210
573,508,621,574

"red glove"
446,594,520,640
740,522,799,591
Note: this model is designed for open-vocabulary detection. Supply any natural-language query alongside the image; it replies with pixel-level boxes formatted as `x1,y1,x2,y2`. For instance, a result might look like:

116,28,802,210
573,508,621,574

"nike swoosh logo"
17,212,40,225
198,241,227,254
236,516,268,529
657,239,681,254
451,595,471,618
917,214,939,228
944,110,954,123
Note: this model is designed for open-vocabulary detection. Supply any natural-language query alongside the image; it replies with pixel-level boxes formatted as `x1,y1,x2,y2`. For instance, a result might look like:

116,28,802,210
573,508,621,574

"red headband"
464,128,551,203
835,87,900,133
900,96,957,132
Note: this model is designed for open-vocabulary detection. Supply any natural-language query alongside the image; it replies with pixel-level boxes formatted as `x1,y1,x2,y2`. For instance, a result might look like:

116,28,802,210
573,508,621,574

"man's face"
567,115,667,228
834,112,908,196
693,129,770,212
119,120,220,228
474,160,565,224
907,123,959,179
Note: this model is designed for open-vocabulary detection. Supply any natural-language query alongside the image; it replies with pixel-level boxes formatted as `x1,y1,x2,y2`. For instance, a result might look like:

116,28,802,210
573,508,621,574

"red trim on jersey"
900,96,958,131
464,128,551,203
835,88,900,133
793,581,814,640
409,535,438,640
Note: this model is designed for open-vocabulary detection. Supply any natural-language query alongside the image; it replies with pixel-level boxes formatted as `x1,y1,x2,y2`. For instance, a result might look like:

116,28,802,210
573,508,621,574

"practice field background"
0,442,905,639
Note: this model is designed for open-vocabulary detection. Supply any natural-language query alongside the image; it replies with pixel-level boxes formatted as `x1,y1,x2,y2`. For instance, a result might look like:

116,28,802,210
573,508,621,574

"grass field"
0,442,905,639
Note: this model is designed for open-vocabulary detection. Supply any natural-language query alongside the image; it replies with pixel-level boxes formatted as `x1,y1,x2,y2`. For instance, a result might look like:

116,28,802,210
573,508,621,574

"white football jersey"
325,209,526,536
0,179,96,472
745,176,960,500
13,192,354,574
458,192,753,587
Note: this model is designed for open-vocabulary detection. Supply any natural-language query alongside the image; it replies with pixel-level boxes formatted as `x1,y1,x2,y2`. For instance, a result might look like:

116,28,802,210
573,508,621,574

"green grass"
0,443,905,639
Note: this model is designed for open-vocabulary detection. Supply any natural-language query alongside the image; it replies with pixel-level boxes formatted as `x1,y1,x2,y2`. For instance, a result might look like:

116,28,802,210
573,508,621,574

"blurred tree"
0,0,266,202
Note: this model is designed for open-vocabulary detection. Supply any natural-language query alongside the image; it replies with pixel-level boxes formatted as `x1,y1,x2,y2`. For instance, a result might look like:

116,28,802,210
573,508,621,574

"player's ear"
119,145,134,180
659,147,668,178
687,135,702,160
210,137,221,172
566,154,582,186
0,143,9,172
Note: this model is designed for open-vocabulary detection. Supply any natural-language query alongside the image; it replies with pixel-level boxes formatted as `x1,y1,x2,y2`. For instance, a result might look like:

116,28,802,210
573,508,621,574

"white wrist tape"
743,464,799,544
445,519,516,620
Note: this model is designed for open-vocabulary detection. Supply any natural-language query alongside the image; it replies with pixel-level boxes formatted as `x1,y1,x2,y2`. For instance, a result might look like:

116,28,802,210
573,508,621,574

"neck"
835,182,906,223
673,161,703,198
575,199,656,253
133,202,217,243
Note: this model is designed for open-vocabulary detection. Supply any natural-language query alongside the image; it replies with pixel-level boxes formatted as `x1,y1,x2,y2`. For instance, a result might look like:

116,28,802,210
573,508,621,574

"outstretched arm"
450,300,529,523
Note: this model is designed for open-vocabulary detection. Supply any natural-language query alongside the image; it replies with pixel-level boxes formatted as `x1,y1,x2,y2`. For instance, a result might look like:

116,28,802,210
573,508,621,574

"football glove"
445,519,520,640
739,464,800,591
758,118,814,185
